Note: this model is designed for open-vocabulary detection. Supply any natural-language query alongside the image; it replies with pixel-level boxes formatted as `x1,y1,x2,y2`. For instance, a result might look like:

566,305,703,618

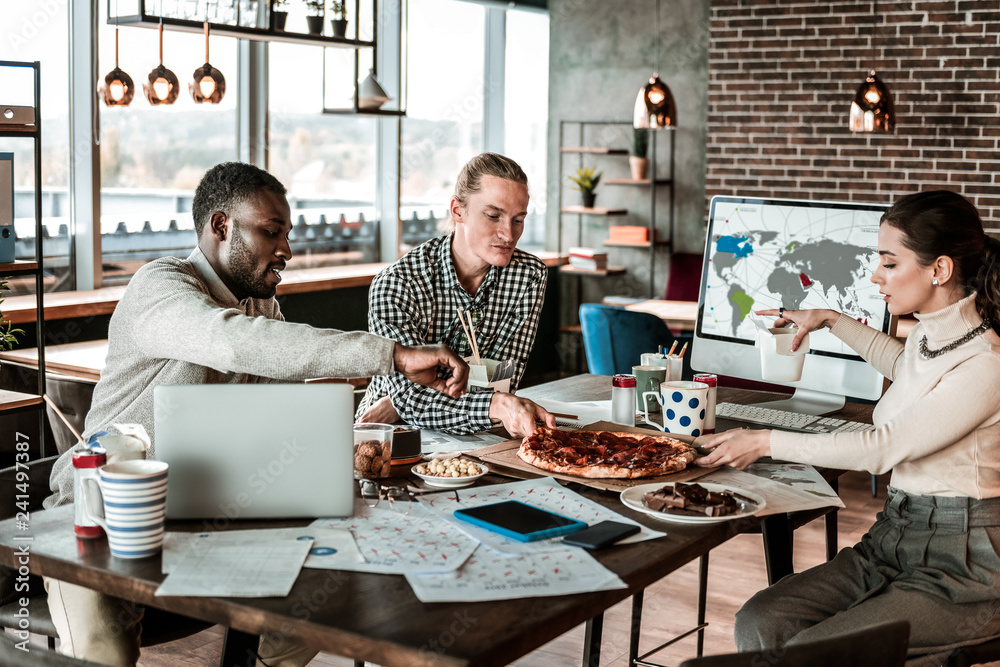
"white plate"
411,462,488,488
620,482,766,524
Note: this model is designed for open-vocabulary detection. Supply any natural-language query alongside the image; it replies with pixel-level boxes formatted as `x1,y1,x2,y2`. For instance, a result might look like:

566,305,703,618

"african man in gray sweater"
43,162,468,667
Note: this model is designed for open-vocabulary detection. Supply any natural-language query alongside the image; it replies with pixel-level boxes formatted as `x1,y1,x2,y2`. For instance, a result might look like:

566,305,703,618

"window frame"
64,0,540,291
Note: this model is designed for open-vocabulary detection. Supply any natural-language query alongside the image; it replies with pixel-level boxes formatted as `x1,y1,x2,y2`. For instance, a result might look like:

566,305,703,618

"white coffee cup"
641,381,710,436
756,327,810,382
81,460,169,559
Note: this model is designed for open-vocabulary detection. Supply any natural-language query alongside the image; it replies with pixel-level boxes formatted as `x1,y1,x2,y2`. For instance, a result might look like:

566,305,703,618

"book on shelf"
607,225,656,244
567,247,608,271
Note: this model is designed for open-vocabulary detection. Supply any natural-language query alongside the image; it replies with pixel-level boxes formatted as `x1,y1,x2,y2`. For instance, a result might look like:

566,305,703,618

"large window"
4,1,549,293
399,0,485,252
504,9,549,250
98,2,238,284
269,43,379,268
2,2,71,294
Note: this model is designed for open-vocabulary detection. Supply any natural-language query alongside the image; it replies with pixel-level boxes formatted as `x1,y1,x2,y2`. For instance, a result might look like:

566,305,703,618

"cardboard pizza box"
469,421,715,493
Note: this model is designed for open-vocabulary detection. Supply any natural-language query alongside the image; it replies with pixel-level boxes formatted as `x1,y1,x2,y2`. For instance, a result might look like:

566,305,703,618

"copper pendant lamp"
100,6,134,107
144,21,179,105
849,2,895,132
633,0,676,129
190,22,226,104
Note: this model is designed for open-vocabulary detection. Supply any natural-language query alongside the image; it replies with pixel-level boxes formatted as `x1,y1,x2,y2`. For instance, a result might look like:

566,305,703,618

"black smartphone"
453,501,587,542
561,520,641,550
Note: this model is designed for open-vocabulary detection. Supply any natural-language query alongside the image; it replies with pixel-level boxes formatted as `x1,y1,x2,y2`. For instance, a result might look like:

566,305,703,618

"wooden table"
603,299,699,332
0,376,874,667
0,339,107,382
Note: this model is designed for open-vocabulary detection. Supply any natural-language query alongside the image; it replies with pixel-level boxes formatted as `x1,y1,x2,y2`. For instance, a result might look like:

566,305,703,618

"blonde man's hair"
441,153,529,232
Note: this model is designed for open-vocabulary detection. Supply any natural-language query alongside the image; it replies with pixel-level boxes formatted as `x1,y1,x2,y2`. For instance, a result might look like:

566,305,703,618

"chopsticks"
456,308,482,365
42,395,86,444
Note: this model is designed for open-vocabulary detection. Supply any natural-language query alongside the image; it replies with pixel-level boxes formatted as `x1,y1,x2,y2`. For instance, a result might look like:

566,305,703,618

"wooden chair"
0,630,108,667
673,619,910,667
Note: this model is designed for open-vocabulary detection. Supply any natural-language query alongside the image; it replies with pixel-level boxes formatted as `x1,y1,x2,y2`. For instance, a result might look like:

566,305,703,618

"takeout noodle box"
464,357,512,394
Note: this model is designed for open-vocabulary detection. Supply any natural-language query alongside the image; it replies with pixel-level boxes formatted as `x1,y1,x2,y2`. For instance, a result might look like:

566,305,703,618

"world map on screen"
701,201,887,354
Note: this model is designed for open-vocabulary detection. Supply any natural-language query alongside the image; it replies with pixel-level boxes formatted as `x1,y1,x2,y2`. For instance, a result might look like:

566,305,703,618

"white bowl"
411,461,488,488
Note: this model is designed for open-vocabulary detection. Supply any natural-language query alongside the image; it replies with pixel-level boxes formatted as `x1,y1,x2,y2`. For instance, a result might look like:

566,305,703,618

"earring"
932,278,940,286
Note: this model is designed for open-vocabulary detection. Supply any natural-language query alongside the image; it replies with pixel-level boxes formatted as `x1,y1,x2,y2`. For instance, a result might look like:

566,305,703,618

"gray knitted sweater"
44,248,396,508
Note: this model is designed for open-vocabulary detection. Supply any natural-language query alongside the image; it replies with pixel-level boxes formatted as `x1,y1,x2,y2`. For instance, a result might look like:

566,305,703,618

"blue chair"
579,303,676,376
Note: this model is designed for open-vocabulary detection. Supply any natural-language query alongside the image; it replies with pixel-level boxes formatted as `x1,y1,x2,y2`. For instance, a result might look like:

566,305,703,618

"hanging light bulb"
144,22,179,105
100,14,134,107
849,69,894,132
633,1,677,129
849,2,895,132
633,73,676,129
190,22,226,104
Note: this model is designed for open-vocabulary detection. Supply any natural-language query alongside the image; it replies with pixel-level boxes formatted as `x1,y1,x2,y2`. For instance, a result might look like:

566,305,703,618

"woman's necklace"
919,320,991,359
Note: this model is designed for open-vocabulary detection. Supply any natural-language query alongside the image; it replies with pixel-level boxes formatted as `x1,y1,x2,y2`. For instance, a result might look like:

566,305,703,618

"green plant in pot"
271,0,289,30
330,1,348,38
630,128,650,180
0,277,23,365
303,0,325,34
569,166,602,209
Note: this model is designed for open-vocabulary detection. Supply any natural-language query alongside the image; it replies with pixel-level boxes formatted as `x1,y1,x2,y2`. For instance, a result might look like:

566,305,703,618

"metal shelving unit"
0,60,46,456
557,119,675,297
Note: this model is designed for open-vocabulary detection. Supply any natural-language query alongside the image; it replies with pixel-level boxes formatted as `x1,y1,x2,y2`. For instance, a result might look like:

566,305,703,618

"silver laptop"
153,384,354,520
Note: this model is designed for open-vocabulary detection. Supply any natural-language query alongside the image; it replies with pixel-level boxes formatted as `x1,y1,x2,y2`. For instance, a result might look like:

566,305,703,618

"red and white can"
611,374,637,426
693,373,718,434
72,447,106,539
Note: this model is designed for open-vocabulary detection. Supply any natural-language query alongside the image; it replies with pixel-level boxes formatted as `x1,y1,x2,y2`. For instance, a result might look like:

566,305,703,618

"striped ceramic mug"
81,460,169,559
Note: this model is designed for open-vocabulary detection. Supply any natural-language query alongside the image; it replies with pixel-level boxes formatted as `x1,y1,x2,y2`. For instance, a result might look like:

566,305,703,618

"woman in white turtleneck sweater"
696,191,1000,664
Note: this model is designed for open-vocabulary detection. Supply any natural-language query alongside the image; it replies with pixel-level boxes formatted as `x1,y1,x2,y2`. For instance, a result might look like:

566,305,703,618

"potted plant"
271,0,289,31
630,128,650,180
303,0,325,35
569,166,602,208
0,278,23,365
330,1,348,38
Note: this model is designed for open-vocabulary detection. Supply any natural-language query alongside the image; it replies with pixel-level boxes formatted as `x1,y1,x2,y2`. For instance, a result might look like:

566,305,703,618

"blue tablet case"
453,500,587,542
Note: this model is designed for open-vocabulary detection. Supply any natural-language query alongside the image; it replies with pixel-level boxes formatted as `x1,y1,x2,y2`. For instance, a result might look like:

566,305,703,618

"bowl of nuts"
411,457,487,488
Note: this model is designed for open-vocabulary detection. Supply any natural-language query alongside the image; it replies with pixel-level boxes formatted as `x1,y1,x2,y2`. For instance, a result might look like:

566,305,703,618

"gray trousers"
736,487,1000,665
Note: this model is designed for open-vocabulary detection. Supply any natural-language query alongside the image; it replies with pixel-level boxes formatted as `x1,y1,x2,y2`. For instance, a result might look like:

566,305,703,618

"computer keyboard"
715,402,874,434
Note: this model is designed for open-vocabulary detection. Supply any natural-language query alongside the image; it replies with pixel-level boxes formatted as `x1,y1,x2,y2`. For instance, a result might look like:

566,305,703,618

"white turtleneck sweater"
770,293,1000,498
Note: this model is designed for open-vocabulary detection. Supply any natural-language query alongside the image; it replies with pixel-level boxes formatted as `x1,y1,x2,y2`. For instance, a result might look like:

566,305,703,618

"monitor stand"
756,388,846,416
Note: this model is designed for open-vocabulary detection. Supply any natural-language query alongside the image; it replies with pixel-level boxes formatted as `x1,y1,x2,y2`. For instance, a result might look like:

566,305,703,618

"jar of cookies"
353,423,395,479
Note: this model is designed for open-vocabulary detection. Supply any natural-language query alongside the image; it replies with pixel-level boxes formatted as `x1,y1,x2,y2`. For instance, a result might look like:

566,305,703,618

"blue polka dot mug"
641,381,710,437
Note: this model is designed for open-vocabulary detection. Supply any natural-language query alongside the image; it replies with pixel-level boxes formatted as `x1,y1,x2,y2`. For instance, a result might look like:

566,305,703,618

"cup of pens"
641,341,687,382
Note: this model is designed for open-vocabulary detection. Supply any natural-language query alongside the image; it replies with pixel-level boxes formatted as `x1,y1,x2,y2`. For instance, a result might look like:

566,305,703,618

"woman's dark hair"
881,190,1000,330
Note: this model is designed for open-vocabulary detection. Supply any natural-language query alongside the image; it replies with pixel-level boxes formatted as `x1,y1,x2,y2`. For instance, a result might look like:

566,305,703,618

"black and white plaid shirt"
357,234,547,433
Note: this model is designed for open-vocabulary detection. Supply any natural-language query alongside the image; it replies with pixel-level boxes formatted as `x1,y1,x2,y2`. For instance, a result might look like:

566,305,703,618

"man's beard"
226,224,275,300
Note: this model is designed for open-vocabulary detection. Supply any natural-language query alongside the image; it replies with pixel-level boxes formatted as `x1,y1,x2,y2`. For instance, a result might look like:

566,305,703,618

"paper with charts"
156,532,313,597
310,500,479,575
419,476,663,556
405,546,626,603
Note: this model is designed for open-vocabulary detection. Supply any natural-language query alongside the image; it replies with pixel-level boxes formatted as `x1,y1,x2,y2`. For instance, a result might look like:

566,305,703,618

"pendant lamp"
849,2,895,132
633,0,676,129
100,6,134,107
358,68,392,110
190,22,226,104
144,21,179,105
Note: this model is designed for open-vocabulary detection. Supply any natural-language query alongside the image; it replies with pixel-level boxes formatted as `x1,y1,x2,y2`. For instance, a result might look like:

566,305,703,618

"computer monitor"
691,195,896,415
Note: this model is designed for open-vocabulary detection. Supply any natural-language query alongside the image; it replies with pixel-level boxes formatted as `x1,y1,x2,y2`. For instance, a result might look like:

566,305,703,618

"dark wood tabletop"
0,375,875,667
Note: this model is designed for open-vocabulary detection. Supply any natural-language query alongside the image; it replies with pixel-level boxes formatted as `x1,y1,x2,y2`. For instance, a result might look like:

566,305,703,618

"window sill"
1,253,564,324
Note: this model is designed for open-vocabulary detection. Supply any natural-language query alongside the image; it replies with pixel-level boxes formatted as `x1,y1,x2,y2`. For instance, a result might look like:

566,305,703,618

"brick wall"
706,1,1000,225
